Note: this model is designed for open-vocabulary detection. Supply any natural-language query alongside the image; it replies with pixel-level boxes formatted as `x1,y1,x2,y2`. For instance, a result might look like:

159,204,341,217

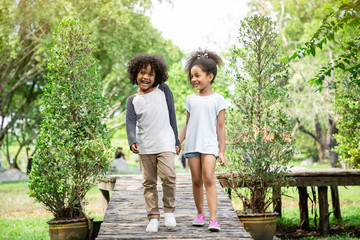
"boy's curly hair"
185,49,223,84
127,54,168,86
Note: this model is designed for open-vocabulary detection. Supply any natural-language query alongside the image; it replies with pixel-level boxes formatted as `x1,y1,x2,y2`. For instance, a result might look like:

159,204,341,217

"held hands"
131,143,182,155
175,145,181,155
130,143,139,154
218,152,226,166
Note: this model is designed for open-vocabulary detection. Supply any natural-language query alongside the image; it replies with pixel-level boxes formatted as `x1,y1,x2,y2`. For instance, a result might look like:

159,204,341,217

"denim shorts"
184,152,218,159
183,152,201,158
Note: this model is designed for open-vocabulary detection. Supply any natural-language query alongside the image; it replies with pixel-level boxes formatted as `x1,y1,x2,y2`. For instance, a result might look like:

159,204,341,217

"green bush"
334,84,360,168
28,18,112,220
226,15,296,213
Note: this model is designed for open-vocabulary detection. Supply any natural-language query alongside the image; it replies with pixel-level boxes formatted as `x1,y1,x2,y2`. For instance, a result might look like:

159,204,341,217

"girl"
179,49,226,232
126,54,181,233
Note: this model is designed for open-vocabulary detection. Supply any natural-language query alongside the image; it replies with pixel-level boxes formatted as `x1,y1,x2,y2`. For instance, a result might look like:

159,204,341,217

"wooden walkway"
96,173,252,239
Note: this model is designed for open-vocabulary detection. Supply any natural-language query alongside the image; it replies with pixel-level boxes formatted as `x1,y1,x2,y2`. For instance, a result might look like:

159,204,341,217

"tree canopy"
0,0,182,167
285,0,360,90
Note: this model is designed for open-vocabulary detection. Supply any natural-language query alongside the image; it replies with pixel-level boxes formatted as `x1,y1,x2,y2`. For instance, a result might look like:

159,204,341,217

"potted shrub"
28,18,112,240
223,15,295,240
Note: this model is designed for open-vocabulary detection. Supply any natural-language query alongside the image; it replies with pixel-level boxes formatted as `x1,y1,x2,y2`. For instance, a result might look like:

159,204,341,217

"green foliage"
255,0,350,165
0,0,48,153
226,15,295,214
293,131,319,161
278,0,360,169
167,62,195,119
333,84,360,168
286,0,360,90
0,0,183,160
28,18,112,220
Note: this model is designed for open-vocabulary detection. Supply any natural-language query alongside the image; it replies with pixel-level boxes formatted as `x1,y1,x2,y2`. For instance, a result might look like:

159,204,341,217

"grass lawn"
1,166,359,239
0,180,103,240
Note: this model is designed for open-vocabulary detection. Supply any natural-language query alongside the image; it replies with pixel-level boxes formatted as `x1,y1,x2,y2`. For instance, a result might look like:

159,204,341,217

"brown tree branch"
279,0,290,51
296,118,329,150
294,0,313,20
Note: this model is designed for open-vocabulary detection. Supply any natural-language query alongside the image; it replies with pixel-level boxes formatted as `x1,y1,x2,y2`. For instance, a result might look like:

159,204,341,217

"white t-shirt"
183,93,226,156
131,87,176,154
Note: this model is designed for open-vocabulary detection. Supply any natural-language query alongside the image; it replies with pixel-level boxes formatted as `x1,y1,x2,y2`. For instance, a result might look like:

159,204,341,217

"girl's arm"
217,109,226,166
178,111,190,145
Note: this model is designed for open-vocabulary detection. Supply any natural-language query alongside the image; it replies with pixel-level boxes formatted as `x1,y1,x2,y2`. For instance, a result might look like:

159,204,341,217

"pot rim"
236,211,279,217
47,217,93,225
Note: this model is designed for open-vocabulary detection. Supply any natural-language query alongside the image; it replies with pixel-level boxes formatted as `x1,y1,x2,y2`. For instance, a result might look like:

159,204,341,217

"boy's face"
137,64,156,94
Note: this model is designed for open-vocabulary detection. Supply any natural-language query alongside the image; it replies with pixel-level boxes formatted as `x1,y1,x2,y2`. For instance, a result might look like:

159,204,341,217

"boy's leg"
140,154,160,220
157,152,176,213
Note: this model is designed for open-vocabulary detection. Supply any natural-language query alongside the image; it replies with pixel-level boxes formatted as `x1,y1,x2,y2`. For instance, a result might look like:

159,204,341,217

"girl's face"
190,65,213,93
137,64,156,94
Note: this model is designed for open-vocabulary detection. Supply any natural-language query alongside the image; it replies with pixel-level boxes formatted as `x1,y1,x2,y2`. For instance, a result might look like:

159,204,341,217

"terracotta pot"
48,218,92,240
237,212,278,240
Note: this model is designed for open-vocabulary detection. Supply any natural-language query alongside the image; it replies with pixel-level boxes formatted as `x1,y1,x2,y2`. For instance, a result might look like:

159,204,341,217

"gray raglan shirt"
126,83,180,154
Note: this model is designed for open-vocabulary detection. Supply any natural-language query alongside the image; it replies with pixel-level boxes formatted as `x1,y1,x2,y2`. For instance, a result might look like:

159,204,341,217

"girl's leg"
201,154,217,220
188,156,204,215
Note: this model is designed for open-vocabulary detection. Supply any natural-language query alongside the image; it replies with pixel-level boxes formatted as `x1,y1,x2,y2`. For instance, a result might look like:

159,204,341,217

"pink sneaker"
192,214,205,226
208,219,221,232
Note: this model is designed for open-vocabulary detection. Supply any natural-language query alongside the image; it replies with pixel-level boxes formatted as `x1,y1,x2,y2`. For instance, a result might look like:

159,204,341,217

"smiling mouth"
140,80,150,85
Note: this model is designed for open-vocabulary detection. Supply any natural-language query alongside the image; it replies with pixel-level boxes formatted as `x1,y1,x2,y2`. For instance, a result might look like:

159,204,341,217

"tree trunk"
297,116,339,168
328,115,339,167
315,115,327,163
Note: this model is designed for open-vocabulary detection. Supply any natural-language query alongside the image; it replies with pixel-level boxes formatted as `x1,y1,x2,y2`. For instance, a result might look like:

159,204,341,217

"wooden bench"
217,168,360,237
98,175,116,215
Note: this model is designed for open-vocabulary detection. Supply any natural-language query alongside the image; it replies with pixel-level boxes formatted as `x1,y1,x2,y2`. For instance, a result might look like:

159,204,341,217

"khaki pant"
139,152,176,220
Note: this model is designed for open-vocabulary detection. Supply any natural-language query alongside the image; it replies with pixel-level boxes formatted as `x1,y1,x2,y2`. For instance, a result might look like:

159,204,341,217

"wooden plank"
287,168,360,176
330,186,341,221
100,189,111,216
96,173,252,239
289,176,360,187
272,187,281,217
98,176,116,191
298,187,309,230
318,186,329,237
217,170,360,187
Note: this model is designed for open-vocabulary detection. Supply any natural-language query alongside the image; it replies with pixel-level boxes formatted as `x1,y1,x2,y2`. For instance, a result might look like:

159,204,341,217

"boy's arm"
126,96,138,153
159,83,181,147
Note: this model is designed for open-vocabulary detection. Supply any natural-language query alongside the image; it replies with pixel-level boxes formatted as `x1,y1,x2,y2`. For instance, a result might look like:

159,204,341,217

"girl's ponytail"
185,49,223,84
